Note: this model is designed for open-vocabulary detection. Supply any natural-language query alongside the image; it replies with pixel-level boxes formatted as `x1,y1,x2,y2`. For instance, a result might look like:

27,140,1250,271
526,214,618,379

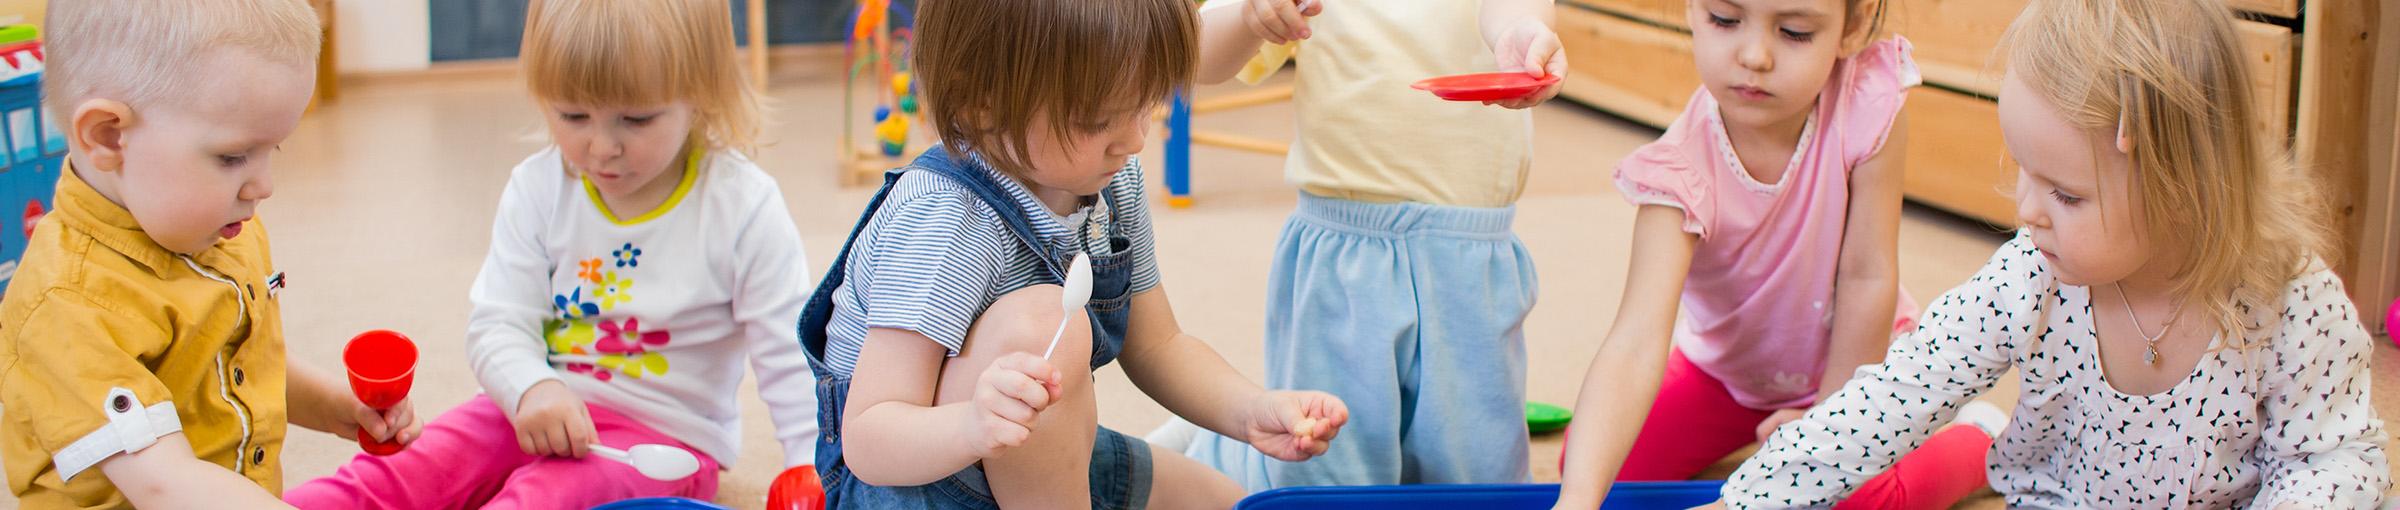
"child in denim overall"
795,0,1350,507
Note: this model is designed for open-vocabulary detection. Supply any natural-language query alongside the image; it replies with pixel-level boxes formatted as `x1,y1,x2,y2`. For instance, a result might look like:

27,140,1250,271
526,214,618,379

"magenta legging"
284,394,722,510
1573,349,1992,509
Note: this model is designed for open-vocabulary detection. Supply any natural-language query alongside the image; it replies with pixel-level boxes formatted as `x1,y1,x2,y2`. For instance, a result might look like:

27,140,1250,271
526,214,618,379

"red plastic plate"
1410,72,1561,102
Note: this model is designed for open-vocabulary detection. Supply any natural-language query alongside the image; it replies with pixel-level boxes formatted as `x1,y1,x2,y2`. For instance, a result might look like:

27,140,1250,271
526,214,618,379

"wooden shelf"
1558,0,2304,227
1556,6,1700,128
1897,87,2017,225
1555,0,2390,319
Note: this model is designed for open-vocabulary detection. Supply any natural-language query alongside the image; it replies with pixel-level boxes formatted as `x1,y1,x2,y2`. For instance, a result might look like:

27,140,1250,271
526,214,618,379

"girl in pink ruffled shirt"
1551,1,2001,509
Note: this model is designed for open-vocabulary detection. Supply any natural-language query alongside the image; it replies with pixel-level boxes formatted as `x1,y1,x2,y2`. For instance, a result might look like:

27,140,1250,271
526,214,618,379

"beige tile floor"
5,58,2395,509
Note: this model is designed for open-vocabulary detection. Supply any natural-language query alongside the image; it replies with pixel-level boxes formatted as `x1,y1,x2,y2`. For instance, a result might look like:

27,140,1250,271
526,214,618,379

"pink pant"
1597,350,1991,509
285,395,722,510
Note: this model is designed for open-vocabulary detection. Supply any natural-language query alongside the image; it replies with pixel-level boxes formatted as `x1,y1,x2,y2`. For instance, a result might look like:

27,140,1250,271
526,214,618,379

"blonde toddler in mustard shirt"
0,1,421,508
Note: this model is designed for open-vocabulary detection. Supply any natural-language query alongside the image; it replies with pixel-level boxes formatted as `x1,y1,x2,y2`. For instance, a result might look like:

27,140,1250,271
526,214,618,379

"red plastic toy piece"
1410,72,1561,102
344,330,417,456
765,465,826,510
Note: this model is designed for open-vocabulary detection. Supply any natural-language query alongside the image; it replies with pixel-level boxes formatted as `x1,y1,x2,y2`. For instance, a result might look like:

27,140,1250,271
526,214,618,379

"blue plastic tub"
1237,481,1723,510
589,497,732,510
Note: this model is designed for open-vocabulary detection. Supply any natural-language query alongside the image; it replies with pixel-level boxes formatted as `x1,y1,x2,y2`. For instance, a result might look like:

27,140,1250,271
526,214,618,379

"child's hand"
1243,0,1323,44
334,395,423,446
1753,407,1808,443
509,380,597,458
1241,390,1349,461
966,353,1063,458
1486,16,1567,110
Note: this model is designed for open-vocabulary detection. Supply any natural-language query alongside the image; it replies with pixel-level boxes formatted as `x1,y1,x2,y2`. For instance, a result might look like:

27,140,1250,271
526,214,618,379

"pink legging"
1587,350,1991,509
284,395,721,510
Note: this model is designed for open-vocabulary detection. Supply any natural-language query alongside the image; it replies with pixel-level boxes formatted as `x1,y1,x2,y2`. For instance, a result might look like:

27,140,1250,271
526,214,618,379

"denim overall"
796,146,1150,508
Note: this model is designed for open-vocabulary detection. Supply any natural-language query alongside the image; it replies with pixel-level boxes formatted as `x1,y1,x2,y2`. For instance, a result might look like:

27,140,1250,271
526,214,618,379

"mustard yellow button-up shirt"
0,165,287,509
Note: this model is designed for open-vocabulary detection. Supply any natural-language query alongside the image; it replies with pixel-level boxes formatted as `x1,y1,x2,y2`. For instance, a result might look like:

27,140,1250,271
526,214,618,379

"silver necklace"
2112,283,2181,366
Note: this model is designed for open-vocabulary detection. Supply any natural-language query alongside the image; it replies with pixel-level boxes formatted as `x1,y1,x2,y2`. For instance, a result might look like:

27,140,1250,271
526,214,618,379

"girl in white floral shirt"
1717,0,2390,508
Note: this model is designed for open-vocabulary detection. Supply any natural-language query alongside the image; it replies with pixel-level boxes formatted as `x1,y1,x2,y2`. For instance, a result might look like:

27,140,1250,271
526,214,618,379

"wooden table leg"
749,0,767,91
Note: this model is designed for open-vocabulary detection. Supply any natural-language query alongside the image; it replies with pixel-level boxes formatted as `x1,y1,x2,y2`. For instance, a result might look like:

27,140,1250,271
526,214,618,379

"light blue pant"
1186,193,1535,491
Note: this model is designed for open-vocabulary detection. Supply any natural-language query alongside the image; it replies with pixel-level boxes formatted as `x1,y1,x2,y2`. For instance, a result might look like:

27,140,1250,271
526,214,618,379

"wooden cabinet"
1557,0,2390,313
1558,0,2302,228
1898,88,2018,224
1556,6,1698,128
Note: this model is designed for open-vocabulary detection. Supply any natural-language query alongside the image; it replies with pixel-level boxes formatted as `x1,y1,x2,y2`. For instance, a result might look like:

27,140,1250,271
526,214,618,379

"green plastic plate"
1526,401,1572,434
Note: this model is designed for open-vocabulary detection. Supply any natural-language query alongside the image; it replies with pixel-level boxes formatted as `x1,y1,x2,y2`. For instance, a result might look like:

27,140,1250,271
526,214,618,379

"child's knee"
964,285,1092,359
938,285,1096,404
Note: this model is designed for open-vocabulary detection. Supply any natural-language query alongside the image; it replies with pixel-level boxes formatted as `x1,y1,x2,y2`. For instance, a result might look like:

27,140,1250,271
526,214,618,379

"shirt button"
111,395,132,413
232,368,246,386
251,447,266,466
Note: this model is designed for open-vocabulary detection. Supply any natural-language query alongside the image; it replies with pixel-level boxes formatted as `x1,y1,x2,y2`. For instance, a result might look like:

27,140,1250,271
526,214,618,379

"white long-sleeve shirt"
466,146,820,466
1727,233,2388,509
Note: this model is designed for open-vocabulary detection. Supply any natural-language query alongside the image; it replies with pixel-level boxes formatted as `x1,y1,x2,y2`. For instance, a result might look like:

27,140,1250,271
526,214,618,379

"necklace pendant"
2144,346,2159,366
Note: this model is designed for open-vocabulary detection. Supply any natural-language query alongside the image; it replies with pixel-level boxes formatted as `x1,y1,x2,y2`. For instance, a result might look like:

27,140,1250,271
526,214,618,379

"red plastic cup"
343,330,417,456
1409,72,1562,102
766,465,826,510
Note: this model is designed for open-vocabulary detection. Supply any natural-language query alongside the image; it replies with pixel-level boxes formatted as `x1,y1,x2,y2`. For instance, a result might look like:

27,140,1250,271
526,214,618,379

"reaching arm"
1481,0,1565,109
285,363,419,445
1551,205,1697,509
1117,286,1347,461
1196,0,1271,85
1719,238,2040,508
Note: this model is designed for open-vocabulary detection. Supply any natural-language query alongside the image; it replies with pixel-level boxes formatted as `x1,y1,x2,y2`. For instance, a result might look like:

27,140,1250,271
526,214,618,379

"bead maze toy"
1159,15,1298,209
1160,86,1294,209
837,0,922,187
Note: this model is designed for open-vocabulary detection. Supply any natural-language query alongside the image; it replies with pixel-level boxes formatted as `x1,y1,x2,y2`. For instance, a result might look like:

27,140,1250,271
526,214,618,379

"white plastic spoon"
591,443,701,481
1041,252,1094,360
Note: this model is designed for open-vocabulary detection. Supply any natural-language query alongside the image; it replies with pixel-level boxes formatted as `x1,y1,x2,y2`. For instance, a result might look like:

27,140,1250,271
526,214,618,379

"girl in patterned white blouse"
1549,0,2006,507
1713,0,2390,508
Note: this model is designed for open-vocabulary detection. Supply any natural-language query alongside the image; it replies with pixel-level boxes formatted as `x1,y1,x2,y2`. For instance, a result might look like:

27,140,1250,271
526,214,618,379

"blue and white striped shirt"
819,155,1161,377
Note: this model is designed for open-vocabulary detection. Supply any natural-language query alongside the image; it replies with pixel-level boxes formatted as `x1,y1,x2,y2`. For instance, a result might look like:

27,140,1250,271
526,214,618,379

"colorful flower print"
553,288,599,321
594,272,634,310
595,317,671,355
578,258,605,284
597,352,670,379
613,243,643,268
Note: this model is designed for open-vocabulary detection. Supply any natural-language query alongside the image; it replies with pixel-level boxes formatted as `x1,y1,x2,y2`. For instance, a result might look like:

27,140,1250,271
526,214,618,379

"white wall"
335,0,430,73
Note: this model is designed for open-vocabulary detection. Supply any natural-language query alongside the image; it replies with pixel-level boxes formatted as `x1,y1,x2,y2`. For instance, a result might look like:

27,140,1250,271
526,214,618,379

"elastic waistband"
1293,192,1517,238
